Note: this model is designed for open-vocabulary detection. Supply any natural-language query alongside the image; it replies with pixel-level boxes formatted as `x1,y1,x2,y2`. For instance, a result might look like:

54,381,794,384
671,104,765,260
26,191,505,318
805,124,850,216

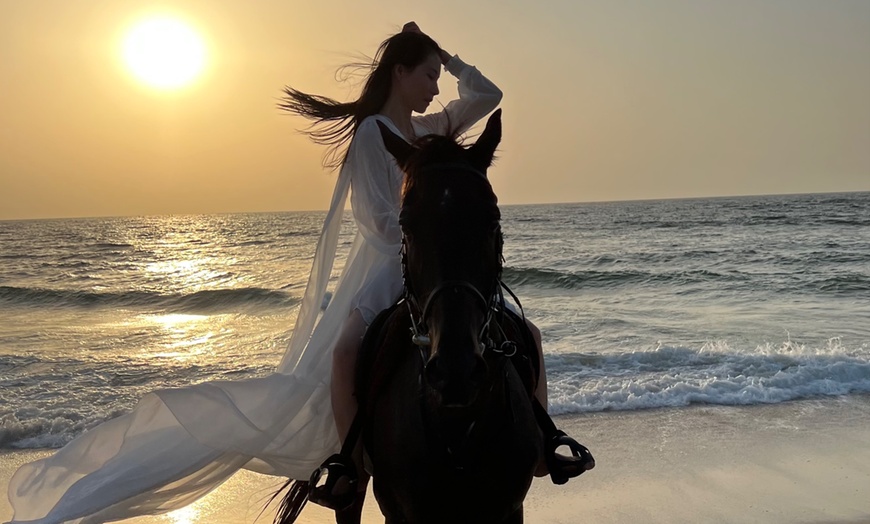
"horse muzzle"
424,352,488,409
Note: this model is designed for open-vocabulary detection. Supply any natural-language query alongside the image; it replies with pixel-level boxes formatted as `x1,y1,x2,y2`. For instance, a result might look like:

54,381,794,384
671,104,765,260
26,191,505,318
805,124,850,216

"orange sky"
1,0,868,220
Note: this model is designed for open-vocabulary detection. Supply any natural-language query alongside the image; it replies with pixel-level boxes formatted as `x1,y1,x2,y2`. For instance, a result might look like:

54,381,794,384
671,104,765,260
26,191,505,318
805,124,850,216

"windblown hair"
279,31,442,169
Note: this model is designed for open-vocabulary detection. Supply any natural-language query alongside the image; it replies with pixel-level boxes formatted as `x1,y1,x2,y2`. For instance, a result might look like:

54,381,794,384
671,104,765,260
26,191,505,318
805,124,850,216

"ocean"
1,192,868,450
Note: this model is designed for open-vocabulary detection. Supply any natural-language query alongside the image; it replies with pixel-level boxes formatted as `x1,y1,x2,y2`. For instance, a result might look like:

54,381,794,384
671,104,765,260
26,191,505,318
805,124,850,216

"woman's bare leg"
329,308,370,512
525,318,550,477
525,318,547,410
331,309,368,442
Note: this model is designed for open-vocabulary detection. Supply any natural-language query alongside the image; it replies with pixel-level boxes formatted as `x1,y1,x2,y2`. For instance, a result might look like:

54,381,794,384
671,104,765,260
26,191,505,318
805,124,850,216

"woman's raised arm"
414,54,503,137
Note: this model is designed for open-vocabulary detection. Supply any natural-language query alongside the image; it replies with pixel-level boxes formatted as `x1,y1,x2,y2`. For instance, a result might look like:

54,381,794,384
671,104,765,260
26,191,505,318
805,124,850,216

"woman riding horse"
276,22,561,521
274,110,594,524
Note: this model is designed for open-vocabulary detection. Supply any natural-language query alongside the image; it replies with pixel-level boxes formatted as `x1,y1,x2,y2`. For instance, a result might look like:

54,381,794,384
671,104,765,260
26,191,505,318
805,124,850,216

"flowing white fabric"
5,55,501,524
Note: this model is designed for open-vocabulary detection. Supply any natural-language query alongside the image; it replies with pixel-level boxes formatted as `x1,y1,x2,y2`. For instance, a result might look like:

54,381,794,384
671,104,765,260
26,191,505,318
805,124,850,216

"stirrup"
545,430,595,485
308,453,359,511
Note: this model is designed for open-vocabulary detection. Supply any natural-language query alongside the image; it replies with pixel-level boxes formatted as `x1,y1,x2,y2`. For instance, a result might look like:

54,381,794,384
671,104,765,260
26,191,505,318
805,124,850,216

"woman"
277,21,547,510
5,22,541,524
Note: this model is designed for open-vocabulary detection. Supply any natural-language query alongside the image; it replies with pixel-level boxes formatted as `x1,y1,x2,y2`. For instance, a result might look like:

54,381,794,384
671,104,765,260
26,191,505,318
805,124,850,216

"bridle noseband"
405,279,492,346
403,273,503,355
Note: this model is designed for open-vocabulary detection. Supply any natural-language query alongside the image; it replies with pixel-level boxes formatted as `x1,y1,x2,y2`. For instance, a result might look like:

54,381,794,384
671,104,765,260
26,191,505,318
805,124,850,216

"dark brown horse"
273,109,589,524
357,109,542,524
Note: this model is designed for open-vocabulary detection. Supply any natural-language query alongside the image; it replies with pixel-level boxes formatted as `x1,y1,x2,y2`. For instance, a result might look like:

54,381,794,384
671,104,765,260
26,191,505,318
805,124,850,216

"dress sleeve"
414,55,503,136
348,118,403,256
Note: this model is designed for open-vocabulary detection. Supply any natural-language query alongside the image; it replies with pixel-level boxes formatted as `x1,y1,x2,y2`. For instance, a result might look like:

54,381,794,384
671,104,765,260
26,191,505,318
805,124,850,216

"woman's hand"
402,21,421,34
402,21,452,65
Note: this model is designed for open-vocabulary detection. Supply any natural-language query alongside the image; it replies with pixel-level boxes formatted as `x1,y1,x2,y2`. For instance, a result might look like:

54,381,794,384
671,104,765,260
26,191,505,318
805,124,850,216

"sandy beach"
4,395,869,524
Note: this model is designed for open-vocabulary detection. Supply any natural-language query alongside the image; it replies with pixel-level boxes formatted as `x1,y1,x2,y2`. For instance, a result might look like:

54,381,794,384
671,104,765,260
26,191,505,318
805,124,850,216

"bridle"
403,270,505,355
399,163,523,361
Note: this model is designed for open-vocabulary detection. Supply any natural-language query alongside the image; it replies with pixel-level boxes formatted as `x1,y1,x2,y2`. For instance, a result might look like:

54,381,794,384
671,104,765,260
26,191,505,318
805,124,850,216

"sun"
122,16,206,90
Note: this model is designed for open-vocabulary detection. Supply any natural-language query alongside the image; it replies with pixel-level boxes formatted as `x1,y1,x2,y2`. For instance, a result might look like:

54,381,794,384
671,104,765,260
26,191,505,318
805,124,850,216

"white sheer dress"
6,55,502,524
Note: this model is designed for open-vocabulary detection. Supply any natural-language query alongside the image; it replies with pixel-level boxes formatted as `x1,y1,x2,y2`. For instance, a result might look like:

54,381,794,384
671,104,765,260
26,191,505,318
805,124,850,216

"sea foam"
547,338,870,414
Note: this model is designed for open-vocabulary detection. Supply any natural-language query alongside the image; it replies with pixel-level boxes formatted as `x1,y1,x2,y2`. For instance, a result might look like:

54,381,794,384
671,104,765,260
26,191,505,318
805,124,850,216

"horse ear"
376,120,414,169
469,108,502,173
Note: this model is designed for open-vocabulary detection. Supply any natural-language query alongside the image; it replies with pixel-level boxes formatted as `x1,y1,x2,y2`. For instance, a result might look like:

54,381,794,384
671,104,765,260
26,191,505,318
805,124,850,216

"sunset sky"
1,0,868,220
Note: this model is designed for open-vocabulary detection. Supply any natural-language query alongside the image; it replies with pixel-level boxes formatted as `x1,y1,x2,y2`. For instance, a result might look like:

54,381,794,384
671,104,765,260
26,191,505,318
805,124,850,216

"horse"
358,109,542,524
273,109,590,524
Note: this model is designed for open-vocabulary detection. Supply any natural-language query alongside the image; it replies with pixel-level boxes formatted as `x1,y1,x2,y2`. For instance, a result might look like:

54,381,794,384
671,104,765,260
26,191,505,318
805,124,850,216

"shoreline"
4,396,870,523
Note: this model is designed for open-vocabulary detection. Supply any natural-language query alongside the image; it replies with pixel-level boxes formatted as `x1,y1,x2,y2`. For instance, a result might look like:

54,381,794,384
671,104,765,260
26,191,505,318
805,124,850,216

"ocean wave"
91,242,134,250
815,274,870,292
546,339,870,414
235,239,272,247
3,339,868,449
278,230,318,238
0,408,126,449
501,266,746,290
819,218,870,227
501,264,869,295
0,285,298,312
0,354,274,449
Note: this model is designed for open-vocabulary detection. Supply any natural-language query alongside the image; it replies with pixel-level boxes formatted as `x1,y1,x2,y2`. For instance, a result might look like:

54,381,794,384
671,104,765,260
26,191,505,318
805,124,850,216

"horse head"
377,109,503,414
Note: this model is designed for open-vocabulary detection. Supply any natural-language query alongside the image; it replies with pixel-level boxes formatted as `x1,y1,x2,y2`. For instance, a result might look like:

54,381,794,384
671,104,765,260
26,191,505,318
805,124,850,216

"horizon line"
2,189,867,222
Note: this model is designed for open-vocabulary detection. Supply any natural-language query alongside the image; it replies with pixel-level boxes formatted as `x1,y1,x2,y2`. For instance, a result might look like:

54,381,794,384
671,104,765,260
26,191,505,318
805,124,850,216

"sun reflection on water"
144,258,234,291
139,313,226,362
152,313,208,326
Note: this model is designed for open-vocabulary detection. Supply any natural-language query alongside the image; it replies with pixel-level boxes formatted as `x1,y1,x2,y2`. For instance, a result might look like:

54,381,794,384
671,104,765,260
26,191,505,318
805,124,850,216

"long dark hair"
279,31,442,169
